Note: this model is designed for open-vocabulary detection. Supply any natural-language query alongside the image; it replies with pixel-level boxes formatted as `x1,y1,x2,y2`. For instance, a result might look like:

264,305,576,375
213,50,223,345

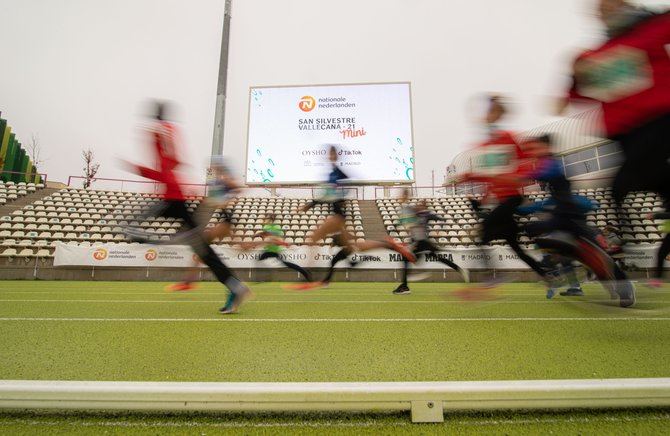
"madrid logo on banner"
298,95,316,112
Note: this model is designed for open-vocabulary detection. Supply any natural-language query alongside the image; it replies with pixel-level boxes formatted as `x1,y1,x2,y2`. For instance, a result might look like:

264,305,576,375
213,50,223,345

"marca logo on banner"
145,249,158,261
298,96,316,112
92,248,108,261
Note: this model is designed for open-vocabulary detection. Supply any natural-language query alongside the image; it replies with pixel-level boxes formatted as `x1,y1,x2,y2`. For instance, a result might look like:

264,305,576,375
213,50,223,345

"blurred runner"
391,189,469,295
124,101,251,313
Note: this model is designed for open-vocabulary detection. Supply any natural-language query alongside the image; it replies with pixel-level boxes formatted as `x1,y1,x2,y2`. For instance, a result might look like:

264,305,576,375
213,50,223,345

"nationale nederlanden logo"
145,249,158,261
92,248,108,261
298,95,316,112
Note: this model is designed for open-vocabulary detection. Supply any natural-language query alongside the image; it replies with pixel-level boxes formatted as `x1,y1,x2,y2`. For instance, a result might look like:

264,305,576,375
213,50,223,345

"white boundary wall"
53,242,662,270
1,378,670,423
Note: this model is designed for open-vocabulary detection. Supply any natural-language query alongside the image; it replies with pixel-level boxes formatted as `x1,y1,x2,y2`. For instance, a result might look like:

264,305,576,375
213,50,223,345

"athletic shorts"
332,200,346,218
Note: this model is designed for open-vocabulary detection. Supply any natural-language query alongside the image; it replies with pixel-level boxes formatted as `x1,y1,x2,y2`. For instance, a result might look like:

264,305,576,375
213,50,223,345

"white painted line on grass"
0,317,669,322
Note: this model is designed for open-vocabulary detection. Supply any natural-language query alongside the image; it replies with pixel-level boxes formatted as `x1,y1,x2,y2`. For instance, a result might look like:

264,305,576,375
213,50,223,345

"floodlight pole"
211,0,232,157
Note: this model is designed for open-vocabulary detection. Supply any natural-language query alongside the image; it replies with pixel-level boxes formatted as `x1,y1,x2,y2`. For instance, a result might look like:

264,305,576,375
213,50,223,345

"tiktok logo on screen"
298,95,316,112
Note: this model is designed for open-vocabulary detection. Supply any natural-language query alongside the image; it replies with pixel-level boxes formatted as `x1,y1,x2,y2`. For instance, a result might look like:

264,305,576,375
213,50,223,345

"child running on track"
241,213,313,282
454,95,549,287
124,101,251,314
517,134,635,306
391,189,469,295
166,156,242,292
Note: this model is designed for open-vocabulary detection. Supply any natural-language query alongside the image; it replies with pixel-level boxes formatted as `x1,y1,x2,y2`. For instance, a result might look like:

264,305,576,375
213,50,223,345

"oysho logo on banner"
92,248,108,261
145,249,158,261
298,96,316,112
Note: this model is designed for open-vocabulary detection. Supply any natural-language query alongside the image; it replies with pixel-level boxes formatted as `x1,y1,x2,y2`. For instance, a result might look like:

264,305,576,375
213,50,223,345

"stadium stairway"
358,200,389,240
0,187,58,218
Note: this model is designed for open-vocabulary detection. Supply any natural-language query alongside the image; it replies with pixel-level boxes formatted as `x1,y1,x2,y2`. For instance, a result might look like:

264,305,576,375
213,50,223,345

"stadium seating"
211,197,363,246
0,184,665,259
378,187,666,249
0,181,43,206
0,187,363,258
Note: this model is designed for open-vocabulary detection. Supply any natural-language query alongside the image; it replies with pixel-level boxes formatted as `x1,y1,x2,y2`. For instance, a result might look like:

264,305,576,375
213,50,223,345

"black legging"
141,200,239,291
259,251,311,281
401,240,463,286
322,246,354,283
477,196,547,278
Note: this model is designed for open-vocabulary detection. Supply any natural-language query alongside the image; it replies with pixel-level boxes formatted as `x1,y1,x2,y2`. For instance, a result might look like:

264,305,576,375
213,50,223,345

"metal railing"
0,170,47,184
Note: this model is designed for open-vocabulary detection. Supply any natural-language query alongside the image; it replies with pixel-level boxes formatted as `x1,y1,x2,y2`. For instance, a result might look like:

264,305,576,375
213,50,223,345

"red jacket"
136,121,185,201
461,130,527,202
567,12,670,137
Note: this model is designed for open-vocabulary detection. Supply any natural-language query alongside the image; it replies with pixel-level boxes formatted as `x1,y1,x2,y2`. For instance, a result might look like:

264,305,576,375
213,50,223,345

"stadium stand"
0,188,364,258
0,182,665,261
0,181,44,206
378,187,666,248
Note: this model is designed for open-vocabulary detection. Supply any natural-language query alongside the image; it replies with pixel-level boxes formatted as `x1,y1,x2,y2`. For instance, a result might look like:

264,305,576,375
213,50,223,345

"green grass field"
1,280,669,434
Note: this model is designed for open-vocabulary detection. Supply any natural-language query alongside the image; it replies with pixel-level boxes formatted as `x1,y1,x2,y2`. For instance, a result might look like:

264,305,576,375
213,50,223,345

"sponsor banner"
620,244,662,269
55,243,553,270
246,82,414,184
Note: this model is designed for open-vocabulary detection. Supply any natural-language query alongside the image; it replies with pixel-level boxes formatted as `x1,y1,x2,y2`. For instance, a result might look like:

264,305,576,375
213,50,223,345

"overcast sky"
1,0,667,188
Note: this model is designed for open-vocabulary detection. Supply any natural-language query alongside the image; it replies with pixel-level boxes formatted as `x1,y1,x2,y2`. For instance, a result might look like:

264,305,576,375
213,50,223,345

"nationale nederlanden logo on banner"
298,95,316,112
92,248,108,261
145,249,158,261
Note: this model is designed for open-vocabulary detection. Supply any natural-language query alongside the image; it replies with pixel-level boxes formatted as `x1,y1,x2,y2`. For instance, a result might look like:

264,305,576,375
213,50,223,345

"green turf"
1,280,669,434
1,410,670,435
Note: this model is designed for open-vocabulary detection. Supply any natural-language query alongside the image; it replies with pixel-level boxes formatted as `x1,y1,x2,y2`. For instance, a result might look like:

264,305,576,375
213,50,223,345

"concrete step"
357,199,388,241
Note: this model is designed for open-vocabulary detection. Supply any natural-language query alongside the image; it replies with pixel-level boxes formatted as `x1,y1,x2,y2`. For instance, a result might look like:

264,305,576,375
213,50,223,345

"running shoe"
218,292,236,314
392,284,411,295
615,281,636,308
282,282,324,291
644,278,663,289
559,287,585,297
546,288,556,299
219,285,254,314
452,280,501,301
165,282,197,292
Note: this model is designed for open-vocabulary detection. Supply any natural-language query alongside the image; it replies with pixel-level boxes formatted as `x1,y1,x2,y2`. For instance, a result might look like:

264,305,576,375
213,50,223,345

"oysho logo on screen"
145,249,158,261
92,248,108,261
298,96,316,112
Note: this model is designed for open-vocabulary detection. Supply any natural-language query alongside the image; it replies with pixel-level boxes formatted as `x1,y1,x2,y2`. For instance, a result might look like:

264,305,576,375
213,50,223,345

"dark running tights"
259,251,312,281
322,247,352,283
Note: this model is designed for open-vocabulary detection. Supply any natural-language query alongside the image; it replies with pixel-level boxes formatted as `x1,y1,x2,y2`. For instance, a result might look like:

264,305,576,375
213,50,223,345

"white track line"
0,317,669,322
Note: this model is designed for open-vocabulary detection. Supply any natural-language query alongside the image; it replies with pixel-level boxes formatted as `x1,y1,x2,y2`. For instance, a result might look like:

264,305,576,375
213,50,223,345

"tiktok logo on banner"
298,96,316,112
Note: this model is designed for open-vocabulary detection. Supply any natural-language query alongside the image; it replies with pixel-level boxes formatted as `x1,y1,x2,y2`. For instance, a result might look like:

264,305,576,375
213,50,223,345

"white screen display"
245,82,414,184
